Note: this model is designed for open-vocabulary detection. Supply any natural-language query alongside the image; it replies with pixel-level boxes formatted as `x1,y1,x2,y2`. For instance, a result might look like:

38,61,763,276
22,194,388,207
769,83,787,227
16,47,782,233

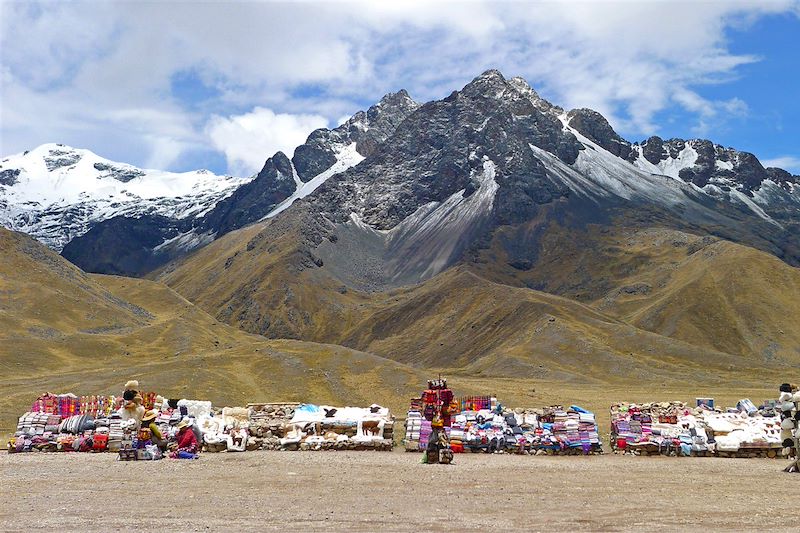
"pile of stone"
239,402,298,451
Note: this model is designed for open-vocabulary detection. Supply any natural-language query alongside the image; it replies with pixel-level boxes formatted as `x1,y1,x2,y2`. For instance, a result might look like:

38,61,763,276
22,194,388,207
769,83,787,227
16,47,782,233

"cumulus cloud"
207,108,328,176
762,156,800,172
2,0,799,173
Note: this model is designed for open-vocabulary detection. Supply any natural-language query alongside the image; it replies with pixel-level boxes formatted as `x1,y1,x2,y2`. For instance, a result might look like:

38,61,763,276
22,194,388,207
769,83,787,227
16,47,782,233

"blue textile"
176,451,198,459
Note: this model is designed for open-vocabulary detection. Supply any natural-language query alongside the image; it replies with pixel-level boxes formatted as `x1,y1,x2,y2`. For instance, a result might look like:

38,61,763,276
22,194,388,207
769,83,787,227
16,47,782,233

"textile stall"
8,391,396,456
777,384,800,472
610,399,781,458
403,383,602,455
610,402,710,456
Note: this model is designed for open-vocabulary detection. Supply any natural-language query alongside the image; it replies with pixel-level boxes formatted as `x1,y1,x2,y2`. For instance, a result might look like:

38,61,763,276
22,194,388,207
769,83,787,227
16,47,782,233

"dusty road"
0,451,791,531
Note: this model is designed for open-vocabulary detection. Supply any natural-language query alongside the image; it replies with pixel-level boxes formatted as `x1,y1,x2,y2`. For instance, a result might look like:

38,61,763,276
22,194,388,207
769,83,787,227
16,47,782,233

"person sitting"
169,418,198,459
142,410,167,451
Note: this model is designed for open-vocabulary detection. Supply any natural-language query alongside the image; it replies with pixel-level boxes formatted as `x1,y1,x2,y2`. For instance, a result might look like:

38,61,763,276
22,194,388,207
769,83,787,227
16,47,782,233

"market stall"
8,388,395,457
403,383,602,455
610,399,782,458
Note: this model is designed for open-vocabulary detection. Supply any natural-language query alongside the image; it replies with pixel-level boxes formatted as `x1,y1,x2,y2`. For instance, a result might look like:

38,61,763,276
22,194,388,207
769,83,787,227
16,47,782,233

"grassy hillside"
156,215,795,386
3,223,792,441
610,239,800,363
0,228,428,437
470,223,800,364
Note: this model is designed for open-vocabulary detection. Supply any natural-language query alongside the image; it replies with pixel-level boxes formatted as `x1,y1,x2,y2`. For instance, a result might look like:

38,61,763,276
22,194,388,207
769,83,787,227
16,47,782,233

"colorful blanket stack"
58,394,81,417
403,400,603,455
418,420,432,449
79,395,117,417
30,393,82,417
459,395,495,411
107,417,126,451
538,406,601,452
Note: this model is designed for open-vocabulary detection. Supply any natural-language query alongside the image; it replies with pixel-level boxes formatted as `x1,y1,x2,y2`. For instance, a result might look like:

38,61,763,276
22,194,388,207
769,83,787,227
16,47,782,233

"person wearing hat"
142,410,167,451
169,417,199,459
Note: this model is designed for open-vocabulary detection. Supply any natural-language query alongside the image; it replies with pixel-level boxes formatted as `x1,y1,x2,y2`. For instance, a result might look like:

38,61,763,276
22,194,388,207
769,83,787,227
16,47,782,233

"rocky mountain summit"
2,70,798,277
294,70,800,287
197,89,419,238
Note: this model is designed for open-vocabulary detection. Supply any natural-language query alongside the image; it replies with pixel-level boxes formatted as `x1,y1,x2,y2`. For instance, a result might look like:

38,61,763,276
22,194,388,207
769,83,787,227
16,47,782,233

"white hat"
782,418,796,430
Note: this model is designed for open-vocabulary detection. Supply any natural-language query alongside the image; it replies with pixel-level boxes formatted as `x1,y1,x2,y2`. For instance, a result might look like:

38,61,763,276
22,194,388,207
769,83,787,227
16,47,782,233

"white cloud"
206,107,328,176
2,0,799,173
762,156,800,172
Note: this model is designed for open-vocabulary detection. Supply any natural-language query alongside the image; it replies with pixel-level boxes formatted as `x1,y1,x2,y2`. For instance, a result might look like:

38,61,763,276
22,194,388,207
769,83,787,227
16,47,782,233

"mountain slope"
293,70,800,292
155,70,800,378
6,71,798,279
466,222,800,364
0,227,428,436
156,204,800,383
57,91,419,276
606,238,800,362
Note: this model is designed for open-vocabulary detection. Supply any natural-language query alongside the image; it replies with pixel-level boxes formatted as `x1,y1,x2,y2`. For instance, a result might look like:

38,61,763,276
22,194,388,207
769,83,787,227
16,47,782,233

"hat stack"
778,384,799,463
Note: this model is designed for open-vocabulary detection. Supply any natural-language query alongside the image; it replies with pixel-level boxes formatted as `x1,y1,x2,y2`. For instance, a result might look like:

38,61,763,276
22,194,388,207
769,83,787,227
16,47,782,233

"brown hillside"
0,228,428,437
156,215,793,387
608,239,800,362
469,223,800,363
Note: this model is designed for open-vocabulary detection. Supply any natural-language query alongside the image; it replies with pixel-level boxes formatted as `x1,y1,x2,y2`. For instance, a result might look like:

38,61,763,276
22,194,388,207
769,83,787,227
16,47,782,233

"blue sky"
1,1,799,176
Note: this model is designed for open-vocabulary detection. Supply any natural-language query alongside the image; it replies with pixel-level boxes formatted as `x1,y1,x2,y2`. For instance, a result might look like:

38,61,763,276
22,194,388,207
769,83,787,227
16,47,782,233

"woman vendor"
141,410,167,451
169,418,199,459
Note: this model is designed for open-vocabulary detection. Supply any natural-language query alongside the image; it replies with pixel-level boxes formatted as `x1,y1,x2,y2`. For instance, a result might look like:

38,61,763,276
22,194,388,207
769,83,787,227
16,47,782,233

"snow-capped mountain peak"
0,143,249,250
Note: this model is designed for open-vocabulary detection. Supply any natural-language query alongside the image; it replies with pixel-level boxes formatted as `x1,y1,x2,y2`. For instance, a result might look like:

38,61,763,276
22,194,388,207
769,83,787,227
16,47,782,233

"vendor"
424,416,452,464
170,418,199,458
142,410,167,451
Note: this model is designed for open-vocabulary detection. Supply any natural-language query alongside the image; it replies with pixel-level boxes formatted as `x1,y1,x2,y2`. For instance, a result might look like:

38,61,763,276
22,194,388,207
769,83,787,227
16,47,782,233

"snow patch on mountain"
372,157,498,281
729,189,780,224
631,144,699,179
153,228,216,253
265,143,364,219
550,118,697,207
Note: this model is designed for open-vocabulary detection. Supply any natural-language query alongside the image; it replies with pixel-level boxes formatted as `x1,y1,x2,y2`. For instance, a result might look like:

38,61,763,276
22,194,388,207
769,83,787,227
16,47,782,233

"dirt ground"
0,450,793,532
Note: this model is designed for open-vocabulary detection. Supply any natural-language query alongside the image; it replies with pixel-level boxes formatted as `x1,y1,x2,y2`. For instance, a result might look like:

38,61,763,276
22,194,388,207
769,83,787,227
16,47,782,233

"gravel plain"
0,450,793,532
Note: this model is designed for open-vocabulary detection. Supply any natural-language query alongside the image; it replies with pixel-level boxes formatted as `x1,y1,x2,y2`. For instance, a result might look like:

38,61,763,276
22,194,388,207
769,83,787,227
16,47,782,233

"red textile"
176,427,198,453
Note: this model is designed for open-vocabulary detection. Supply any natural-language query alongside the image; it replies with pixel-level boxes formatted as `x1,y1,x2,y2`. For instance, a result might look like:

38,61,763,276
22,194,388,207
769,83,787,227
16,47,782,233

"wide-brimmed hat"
176,418,190,430
124,380,139,391
142,410,157,423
